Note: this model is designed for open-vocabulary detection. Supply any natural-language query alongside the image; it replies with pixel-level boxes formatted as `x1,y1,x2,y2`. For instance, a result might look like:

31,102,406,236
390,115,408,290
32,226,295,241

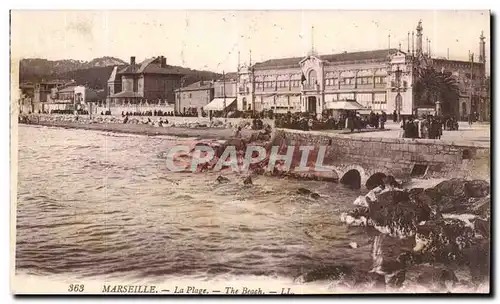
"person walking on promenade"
380,111,387,130
468,113,474,126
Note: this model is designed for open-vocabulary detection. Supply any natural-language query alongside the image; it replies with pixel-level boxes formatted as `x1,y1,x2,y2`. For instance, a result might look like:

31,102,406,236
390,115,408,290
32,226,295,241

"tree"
414,67,460,117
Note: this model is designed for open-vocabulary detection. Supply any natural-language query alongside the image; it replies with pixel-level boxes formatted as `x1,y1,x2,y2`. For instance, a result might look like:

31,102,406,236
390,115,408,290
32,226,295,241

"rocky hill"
19,57,222,90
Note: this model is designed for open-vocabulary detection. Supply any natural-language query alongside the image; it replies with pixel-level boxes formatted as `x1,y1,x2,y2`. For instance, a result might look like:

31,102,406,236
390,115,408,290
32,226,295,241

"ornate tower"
416,20,423,56
479,31,486,64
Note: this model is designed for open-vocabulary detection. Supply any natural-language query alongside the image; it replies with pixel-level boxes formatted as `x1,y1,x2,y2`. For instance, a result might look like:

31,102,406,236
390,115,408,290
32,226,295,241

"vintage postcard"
10,10,491,295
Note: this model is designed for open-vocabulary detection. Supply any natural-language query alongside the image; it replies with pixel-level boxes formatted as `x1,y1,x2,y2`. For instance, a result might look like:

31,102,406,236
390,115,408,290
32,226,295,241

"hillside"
19,57,222,90
19,57,128,83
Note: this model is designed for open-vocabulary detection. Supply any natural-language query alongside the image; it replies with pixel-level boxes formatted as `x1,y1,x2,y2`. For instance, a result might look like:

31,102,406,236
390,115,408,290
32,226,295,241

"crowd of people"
273,110,388,132
400,115,445,139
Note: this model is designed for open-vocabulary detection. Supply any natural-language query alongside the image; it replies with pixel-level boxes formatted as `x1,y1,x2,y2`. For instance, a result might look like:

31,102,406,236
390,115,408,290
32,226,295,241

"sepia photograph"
10,9,491,295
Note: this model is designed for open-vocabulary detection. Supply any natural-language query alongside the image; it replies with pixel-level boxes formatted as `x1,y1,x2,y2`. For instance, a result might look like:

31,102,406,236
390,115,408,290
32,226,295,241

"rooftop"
253,49,399,69
110,91,143,98
432,58,485,66
216,72,238,81
118,57,185,76
175,80,213,92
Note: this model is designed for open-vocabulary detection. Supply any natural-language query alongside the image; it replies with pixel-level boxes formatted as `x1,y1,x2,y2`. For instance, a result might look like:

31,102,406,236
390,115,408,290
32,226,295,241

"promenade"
21,113,490,147
351,121,490,146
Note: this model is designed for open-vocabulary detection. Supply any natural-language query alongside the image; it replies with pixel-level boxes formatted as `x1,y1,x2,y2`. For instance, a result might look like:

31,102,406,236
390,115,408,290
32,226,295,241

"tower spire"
479,30,486,63
407,31,410,53
311,25,314,54
412,31,415,55
238,51,240,71
249,49,252,66
416,20,423,55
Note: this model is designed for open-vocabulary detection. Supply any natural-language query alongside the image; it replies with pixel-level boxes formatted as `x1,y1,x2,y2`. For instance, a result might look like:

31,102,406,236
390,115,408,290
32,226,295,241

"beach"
28,120,257,140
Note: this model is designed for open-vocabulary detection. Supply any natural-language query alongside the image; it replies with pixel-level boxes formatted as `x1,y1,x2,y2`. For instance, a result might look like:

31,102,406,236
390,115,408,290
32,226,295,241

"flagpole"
223,70,227,121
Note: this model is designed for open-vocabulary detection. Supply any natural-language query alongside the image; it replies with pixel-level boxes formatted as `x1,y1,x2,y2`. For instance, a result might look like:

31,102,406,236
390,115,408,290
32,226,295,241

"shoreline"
21,121,255,141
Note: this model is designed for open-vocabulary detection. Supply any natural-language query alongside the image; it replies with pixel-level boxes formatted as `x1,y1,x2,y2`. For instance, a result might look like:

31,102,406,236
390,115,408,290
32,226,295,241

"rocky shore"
330,177,491,292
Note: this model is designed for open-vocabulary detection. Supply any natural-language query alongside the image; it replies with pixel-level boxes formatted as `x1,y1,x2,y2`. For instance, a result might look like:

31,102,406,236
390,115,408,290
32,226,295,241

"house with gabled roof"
107,56,185,106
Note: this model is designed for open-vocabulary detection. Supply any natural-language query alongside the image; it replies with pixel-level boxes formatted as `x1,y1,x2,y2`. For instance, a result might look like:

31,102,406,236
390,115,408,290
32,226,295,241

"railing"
303,83,318,90
263,87,277,92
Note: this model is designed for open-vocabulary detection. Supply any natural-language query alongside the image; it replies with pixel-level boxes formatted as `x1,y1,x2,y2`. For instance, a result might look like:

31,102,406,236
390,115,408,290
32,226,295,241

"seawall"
274,128,490,184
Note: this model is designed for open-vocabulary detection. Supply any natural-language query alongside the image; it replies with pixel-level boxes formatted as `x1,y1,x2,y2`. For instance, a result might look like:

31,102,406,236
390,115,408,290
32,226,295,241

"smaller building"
173,73,239,115
45,84,100,113
18,83,35,114
174,81,214,115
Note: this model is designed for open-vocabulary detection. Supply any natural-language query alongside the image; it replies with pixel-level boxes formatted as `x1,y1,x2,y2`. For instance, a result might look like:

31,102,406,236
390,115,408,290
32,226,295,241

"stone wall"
274,129,490,183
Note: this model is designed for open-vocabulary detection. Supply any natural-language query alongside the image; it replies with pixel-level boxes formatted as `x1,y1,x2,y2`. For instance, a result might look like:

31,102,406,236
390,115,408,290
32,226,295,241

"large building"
236,20,488,120
107,56,184,107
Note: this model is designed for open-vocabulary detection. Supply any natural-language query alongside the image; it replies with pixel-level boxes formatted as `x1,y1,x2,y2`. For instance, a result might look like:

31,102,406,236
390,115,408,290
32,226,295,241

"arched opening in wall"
365,172,387,190
410,164,428,178
462,102,468,119
340,169,361,189
462,149,471,160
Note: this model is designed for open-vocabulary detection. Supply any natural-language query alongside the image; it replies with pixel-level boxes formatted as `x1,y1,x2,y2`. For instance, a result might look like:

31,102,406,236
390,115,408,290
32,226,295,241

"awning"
203,98,236,111
326,100,366,110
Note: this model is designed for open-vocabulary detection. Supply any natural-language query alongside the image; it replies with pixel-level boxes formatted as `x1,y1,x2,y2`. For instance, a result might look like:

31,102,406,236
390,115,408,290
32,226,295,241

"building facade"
174,81,214,114
107,56,184,107
236,21,488,119
173,73,239,114
43,84,100,112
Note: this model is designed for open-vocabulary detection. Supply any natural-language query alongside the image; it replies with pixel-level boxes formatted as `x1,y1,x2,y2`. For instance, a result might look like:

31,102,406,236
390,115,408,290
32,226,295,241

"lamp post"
222,70,227,121
394,65,403,122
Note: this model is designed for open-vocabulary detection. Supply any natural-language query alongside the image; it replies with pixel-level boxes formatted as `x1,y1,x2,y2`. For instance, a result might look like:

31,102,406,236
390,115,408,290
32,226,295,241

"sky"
11,10,490,73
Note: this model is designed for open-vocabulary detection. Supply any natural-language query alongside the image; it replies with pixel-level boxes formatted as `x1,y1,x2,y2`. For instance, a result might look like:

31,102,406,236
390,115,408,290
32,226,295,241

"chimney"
130,56,136,66
161,56,167,67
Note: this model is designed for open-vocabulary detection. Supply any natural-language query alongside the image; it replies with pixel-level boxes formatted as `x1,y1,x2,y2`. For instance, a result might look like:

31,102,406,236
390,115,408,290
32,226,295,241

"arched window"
308,70,317,85
395,93,402,112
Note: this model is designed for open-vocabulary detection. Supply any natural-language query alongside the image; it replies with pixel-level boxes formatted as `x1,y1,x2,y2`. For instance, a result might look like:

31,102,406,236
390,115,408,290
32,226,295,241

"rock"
463,239,490,282
310,192,320,199
296,187,312,195
216,175,230,183
429,179,490,214
473,218,490,239
375,189,410,206
340,207,370,227
468,195,490,218
408,188,424,196
433,178,468,198
415,267,458,292
413,218,475,263
243,176,253,185
368,190,431,238
384,175,402,188
295,265,353,283
349,242,358,249
464,180,490,198
353,195,369,207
